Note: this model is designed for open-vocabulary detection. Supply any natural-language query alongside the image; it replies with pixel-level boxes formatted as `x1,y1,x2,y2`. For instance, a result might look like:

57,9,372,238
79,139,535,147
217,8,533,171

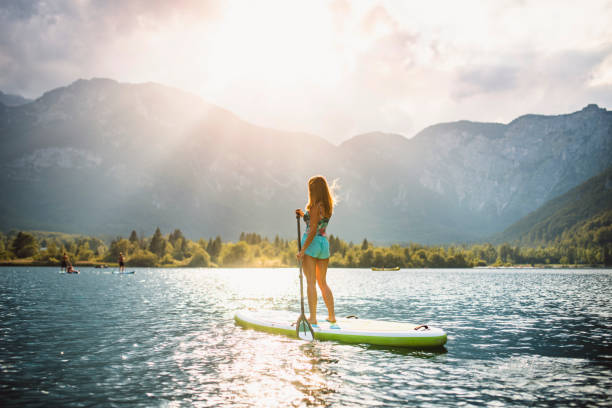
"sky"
1,0,611,144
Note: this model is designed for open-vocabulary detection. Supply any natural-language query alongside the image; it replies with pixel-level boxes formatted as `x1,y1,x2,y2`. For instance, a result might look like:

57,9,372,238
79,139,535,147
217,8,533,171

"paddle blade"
296,317,314,341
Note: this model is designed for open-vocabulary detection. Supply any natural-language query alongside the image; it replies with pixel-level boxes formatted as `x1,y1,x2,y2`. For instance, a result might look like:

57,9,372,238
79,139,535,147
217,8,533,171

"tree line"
0,223,610,267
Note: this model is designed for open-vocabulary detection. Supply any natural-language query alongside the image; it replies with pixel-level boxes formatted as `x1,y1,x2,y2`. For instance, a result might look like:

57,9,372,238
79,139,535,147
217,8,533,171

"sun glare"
206,2,341,91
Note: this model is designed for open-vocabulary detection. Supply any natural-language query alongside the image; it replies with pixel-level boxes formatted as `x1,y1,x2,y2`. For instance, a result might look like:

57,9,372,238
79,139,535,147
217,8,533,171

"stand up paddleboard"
234,309,447,348
112,271,135,274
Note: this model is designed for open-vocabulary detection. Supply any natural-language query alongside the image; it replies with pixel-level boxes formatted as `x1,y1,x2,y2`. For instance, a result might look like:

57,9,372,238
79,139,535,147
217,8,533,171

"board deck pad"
234,309,447,348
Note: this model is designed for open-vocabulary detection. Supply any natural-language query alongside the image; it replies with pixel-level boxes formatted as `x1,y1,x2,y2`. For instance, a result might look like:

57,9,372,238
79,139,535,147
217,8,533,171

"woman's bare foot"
308,317,318,325
327,317,336,323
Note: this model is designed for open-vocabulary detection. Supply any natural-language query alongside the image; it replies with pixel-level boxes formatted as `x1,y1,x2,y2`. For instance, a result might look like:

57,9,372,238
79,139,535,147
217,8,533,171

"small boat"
371,267,400,271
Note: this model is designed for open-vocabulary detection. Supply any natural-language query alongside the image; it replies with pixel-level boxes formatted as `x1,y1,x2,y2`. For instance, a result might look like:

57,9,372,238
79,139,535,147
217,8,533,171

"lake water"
1,267,611,407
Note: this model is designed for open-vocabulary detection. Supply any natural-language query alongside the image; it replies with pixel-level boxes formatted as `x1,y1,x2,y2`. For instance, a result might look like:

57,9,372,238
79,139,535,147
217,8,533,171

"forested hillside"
496,166,611,241
493,167,612,265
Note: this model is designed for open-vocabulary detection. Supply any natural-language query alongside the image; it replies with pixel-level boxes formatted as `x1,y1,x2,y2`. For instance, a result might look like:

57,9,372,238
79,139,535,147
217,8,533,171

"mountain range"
0,90,32,107
1,78,611,243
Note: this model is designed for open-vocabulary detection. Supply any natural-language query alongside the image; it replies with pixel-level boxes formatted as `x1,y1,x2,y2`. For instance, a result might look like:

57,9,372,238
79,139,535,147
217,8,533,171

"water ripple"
0,267,610,407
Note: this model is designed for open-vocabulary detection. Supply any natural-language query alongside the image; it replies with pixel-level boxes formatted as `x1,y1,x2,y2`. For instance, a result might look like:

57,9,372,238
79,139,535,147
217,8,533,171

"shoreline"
0,261,607,269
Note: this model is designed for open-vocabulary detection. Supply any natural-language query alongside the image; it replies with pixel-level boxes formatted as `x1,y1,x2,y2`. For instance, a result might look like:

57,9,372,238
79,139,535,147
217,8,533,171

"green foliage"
129,230,139,244
11,232,39,258
0,234,8,260
76,241,94,261
149,227,166,257
206,236,222,262
105,238,133,262
168,229,185,247
171,238,186,260
221,241,250,266
188,248,211,267
160,253,176,266
4,214,609,268
361,238,369,250
128,250,157,267
239,232,264,245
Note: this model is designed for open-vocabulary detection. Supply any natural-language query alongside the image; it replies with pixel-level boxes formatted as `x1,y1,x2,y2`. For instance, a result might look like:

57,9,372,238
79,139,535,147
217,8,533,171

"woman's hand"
296,250,305,261
295,208,304,217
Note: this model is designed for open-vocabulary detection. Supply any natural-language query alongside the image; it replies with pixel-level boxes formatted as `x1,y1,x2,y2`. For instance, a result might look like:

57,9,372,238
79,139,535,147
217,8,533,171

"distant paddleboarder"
66,264,79,274
118,252,125,272
295,175,336,327
61,252,69,272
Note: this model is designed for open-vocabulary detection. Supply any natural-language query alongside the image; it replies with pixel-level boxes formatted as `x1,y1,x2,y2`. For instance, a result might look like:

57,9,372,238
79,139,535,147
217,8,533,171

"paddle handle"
297,213,302,251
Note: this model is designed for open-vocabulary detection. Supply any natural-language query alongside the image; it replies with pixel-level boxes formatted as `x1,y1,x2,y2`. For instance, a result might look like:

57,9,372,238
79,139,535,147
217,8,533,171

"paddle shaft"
296,213,314,340
297,215,305,315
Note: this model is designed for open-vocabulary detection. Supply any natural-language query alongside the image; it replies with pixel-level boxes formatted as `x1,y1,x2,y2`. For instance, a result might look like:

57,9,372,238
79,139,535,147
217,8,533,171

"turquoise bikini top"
303,210,330,236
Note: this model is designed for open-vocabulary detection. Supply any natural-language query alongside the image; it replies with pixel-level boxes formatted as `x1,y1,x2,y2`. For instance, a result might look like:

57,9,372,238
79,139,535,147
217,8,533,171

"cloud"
453,65,520,99
590,54,612,87
1,0,611,143
0,0,42,20
449,46,612,101
0,0,220,96
337,2,612,137
360,4,398,36
329,0,351,32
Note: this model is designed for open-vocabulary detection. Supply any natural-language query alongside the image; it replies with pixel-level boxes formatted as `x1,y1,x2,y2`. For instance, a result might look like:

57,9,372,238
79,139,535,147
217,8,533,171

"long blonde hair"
306,175,333,218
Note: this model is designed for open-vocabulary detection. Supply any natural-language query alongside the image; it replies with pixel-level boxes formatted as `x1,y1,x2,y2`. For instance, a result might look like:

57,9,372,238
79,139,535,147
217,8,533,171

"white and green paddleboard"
234,309,447,348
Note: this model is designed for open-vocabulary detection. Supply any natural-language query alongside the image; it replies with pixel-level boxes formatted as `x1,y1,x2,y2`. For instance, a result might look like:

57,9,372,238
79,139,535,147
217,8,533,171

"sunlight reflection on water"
0,267,610,406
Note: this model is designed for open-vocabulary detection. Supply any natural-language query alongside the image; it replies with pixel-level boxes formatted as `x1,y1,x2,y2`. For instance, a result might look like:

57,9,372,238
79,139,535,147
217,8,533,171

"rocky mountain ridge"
0,90,32,107
1,79,610,243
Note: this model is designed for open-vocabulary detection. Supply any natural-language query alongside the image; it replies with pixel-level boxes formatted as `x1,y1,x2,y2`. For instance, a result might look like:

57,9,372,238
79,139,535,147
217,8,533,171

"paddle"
295,212,315,341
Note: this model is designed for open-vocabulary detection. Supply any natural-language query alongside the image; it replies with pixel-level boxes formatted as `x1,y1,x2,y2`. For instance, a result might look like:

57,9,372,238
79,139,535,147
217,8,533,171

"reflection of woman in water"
61,252,69,272
118,252,125,272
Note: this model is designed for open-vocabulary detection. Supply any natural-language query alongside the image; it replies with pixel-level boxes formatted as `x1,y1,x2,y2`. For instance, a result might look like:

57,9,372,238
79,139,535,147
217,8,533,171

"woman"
295,175,336,327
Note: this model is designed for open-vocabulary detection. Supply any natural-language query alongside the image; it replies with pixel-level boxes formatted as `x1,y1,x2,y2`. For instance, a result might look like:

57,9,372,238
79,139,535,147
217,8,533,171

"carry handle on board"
295,212,315,341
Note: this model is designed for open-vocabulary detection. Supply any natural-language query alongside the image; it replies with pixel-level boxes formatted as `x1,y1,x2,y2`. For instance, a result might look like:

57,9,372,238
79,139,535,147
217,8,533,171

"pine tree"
361,238,369,251
149,227,166,257
129,230,139,243
181,237,189,255
207,236,222,262
11,232,39,258
168,229,184,246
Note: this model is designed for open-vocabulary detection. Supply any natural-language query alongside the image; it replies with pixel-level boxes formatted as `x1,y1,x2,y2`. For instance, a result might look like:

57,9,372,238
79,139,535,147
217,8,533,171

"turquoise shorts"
301,233,330,259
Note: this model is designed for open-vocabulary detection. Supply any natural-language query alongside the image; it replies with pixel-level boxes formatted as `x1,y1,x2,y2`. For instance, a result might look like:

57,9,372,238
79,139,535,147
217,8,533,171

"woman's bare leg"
315,258,335,322
302,254,318,324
